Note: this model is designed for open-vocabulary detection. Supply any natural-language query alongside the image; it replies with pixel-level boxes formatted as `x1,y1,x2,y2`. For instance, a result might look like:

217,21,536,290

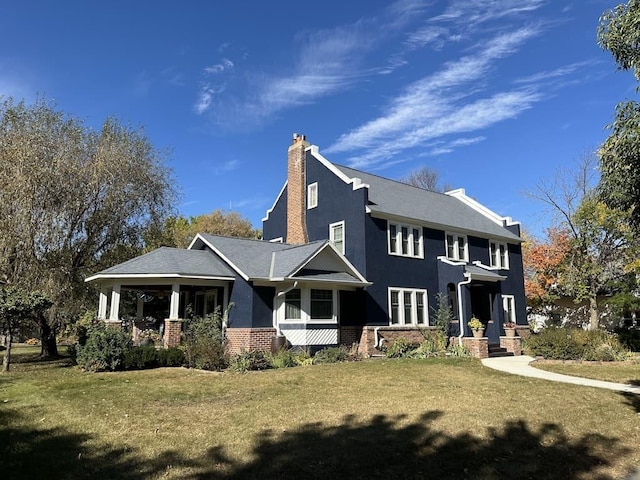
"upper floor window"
389,288,428,325
329,221,345,254
490,241,509,269
446,233,468,262
388,222,423,258
307,182,318,209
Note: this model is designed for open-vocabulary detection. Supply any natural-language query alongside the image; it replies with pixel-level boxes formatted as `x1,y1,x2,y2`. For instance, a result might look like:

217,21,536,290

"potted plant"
468,316,484,338
503,321,517,337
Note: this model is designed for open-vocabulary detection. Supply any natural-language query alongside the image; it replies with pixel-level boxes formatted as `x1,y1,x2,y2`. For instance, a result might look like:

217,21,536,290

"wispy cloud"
204,58,234,75
514,60,595,85
327,26,541,164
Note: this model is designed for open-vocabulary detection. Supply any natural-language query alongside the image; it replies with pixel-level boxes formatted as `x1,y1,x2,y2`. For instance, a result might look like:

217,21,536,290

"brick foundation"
500,336,523,356
357,326,438,356
461,336,489,359
339,326,363,347
163,319,183,348
515,325,531,339
226,327,277,355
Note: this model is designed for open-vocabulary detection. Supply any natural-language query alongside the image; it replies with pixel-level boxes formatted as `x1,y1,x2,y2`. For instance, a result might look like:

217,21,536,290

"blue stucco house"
86,134,528,357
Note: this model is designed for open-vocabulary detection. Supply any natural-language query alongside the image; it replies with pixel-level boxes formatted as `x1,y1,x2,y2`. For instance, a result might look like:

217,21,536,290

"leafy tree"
148,209,260,249
0,286,52,372
528,155,639,330
522,228,570,313
0,97,177,357
399,166,452,192
598,1,640,228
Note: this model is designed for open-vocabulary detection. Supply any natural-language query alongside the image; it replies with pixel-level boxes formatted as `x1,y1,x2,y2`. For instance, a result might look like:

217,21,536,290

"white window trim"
329,220,345,255
445,232,468,262
502,295,516,323
388,287,429,326
269,237,284,243
489,241,509,269
387,221,424,258
277,287,338,324
307,182,318,209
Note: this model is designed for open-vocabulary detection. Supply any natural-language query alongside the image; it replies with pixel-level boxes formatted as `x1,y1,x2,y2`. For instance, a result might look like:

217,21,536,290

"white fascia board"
472,260,501,271
467,271,507,282
445,188,520,229
84,273,235,283
289,241,369,284
262,180,287,222
188,233,250,281
372,211,520,244
308,145,369,192
437,256,467,267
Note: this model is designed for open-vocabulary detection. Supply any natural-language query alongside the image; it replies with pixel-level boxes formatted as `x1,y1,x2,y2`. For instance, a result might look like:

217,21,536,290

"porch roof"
464,264,507,282
85,247,236,282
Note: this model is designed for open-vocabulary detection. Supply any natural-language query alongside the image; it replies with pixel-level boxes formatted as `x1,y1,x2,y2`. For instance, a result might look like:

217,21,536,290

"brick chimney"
287,133,310,244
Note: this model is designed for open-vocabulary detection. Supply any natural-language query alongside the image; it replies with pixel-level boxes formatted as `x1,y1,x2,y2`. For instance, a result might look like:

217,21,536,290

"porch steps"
488,344,514,358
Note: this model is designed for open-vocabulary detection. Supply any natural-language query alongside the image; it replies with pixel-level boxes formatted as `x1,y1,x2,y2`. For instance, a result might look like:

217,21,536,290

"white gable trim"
445,188,520,228
84,273,235,283
262,180,287,222
288,241,369,284
188,233,251,281
308,145,369,191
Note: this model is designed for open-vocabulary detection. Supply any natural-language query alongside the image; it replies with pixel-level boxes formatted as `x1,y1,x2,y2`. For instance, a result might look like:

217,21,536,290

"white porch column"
109,284,121,321
98,288,109,319
169,284,180,319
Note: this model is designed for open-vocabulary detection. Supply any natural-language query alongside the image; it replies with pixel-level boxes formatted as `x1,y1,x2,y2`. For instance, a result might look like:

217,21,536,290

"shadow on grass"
629,379,640,387
1,407,630,480
620,392,640,414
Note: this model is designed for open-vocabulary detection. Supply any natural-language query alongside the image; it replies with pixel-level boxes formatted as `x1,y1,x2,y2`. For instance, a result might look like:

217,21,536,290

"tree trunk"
2,330,11,373
588,295,599,331
39,313,58,358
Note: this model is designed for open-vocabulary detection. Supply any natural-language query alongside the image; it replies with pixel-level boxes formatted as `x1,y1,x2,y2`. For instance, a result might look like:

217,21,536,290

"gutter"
457,274,472,346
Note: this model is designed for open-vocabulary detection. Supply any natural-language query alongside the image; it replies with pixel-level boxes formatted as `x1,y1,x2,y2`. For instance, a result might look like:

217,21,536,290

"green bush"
446,343,471,357
229,350,272,372
123,345,159,370
158,347,186,367
76,322,132,372
408,338,443,359
385,337,414,358
270,348,313,368
313,345,358,364
615,328,640,352
183,311,228,371
524,327,630,361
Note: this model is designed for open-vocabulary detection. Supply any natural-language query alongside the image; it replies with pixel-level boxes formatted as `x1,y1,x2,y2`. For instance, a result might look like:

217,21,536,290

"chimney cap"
292,133,306,144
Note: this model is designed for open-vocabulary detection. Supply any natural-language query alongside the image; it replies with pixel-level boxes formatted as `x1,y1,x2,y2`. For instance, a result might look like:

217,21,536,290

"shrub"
408,337,445,358
615,328,640,352
26,337,39,345
229,350,272,372
313,345,358,364
183,311,228,371
524,327,630,361
270,348,312,368
385,337,414,358
123,345,159,370
76,322,132,372
447,343,471,357
158,347,186,367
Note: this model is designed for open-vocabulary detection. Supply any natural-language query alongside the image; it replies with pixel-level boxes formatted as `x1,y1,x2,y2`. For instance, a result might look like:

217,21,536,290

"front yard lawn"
533,358,640,386
1,346,639,479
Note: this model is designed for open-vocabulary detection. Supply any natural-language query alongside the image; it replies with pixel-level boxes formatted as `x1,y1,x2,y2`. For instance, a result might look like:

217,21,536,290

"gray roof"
334,164,521,242
465,264,507,282
88,247,236,279
194,234,368,284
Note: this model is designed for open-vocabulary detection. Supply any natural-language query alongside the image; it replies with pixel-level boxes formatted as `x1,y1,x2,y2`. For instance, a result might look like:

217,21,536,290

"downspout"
457,274,472,346
275,281,298,336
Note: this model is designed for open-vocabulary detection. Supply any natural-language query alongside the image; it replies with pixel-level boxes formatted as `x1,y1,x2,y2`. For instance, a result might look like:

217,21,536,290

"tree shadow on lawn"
620,391,640,414
1,408,633,480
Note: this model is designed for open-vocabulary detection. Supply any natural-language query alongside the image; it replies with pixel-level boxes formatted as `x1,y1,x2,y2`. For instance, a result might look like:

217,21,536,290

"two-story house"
86,134,527,358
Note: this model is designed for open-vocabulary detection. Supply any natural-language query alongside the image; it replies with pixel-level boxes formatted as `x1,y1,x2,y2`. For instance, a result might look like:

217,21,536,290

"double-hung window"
502,295,516,323
490,241,509,269
446,233,468,262
285,289,301,320
329,221,345,254
388,288,428,325
388,222,423,258
307,182,318,209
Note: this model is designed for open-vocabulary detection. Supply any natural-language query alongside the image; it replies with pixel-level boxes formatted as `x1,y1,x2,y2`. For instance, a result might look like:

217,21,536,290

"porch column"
98,288,109,320
169,284,180,319
108,284,121,321
136,296,144,319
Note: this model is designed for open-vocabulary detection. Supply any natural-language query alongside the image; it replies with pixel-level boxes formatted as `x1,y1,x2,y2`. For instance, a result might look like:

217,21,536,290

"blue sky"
1,0,634,235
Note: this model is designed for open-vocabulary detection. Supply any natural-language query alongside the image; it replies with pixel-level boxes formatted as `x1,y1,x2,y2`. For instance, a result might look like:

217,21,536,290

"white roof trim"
308,145,369,191
85,273,235,283
437,256,467,267
464,271,507,282
188,233,250,281
287,241,369,284
445,188,520,228
262,180,287,222
472,260,501,271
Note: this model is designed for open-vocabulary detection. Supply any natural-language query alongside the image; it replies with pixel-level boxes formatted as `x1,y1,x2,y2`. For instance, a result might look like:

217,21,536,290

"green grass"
2,345,640,479
534,357,640,386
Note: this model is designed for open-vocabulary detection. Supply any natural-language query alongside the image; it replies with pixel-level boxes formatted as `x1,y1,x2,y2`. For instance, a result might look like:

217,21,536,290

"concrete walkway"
481,355,640,394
